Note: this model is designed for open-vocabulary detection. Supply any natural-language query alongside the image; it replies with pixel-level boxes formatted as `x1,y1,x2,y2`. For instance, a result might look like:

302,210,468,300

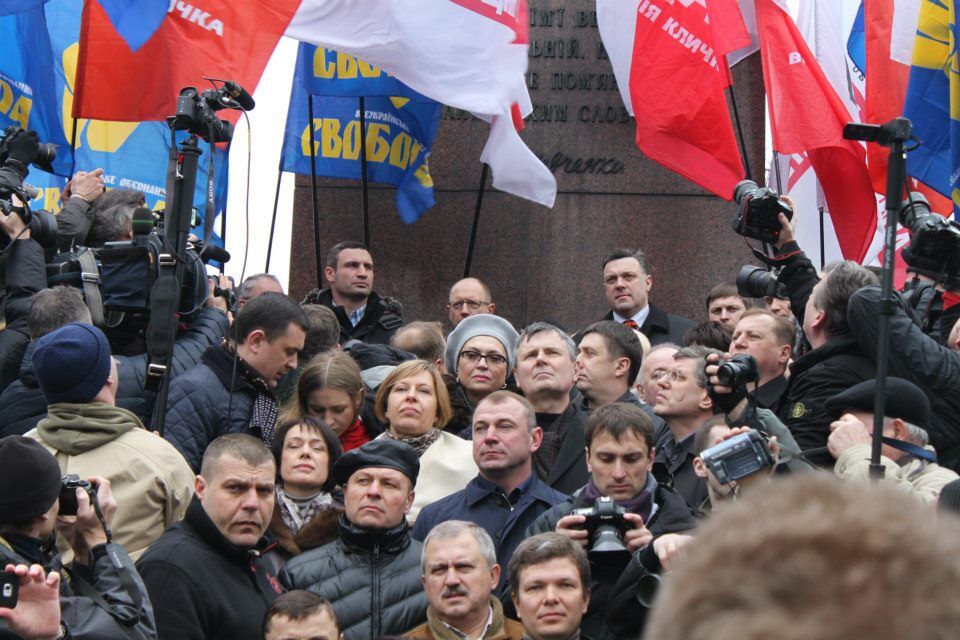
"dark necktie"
622,319,640,330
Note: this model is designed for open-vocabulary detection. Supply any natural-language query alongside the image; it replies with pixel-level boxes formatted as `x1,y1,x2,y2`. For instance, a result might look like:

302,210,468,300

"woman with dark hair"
269,416,344,558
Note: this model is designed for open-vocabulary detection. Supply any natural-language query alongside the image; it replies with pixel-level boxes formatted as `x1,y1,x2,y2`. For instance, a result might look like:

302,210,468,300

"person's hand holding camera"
5,130,39,168
773,194,797,249
704,353,749,420
623,513,653,552
651,533,694,572
0,563,61,640
555,514,590,548
712,427,779,492
0,197,29,241
56,477,116,564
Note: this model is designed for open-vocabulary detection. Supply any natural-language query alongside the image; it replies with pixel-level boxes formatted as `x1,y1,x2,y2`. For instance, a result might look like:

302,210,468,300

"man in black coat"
164,293,307,471
305,240,402,346
136,434,284,640
525,403,697,640
514,323,590,494
281,439,428,640
599,248,694,347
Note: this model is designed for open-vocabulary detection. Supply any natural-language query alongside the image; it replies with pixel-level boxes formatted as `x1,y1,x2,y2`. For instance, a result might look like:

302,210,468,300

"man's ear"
323,266,336,285
403,490,416,514
777,344,792,365
889,418,909,440
529,427,544,453
194,475,207,500
490,563,502,589
613,356,631,380
699,387,713,412
643,274,653,292
246,329,267,353
693,456,708,479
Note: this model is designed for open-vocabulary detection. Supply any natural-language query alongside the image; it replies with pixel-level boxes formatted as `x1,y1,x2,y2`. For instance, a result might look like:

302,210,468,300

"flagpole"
359,96,371,246
265,169,283,273
727,79,753,182
463,163,489,279
69,118,79,178
772,151,784,193
308,95,323,285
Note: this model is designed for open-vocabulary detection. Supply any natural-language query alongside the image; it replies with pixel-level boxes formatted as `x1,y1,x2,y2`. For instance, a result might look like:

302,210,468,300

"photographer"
0,436,155,639
0,131,45,394
525,402,696,640
766,207,878,466
53,170,108,252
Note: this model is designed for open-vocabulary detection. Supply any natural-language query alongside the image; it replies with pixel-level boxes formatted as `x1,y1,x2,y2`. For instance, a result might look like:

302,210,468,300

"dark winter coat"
314,288,403,346
537,401,591,495
0,237,42,393
0,533,155,640
268,502,342,559
281,515,428,640
602,303,695,347
136,497,284,640
163,344,259,471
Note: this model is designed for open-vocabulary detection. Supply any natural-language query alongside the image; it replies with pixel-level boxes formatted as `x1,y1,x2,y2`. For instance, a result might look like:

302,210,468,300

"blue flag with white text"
280,43,441,224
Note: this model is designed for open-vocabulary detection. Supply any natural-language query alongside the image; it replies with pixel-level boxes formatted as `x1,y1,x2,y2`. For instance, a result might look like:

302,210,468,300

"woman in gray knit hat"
442,313,520,436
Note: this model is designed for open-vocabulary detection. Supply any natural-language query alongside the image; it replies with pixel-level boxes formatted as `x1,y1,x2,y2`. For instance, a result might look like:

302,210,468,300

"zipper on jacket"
371,543,381,638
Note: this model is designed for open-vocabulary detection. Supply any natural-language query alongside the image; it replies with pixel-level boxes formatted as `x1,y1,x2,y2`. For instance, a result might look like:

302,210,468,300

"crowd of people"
2,145,960,639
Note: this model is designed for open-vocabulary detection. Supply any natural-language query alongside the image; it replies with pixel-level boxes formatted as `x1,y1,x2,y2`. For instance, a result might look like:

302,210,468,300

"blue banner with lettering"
0,0,228,239
280,43,442,224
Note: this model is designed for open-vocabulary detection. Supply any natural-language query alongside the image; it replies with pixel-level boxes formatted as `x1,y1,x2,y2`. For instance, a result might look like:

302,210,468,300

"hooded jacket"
28,402,194,561
281,515,428,640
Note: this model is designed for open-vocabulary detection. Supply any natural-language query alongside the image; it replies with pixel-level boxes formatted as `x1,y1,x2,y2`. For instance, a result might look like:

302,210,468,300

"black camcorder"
699,430,775,486
58,474,98,516
736,265,787,300
171,82,254,143
571,496,633,564
715,354,760,388
899,192,960,289
731,180,793,244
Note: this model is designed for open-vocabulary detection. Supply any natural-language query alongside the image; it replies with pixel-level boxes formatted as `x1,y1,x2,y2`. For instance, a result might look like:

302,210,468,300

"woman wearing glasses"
442,313,521,436
374,359,477,521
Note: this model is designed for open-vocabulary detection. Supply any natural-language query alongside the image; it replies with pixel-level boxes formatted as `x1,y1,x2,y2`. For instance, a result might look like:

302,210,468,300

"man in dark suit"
601,248,694,346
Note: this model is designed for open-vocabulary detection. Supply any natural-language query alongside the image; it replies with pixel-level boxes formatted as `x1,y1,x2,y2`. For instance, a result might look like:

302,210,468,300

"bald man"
447,278,496,327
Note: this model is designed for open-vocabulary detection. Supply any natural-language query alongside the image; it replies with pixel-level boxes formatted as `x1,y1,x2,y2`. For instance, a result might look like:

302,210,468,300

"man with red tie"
601,249,694,346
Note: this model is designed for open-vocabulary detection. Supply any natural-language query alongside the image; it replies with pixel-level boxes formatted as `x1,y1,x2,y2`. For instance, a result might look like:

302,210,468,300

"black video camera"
715,354,760,387
57,474,98,516
898,192,960,289
731,180,793,244
170,82,254,144
699,429,775,486
0,128,59,249
570,496,632,564
736,265,787,300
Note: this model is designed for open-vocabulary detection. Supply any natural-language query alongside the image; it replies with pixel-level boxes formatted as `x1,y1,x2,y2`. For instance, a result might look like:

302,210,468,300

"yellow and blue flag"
280,43,441,224
903,0,960,213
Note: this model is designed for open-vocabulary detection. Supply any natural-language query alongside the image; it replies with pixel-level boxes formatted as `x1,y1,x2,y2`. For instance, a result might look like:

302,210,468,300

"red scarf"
339,418,371,452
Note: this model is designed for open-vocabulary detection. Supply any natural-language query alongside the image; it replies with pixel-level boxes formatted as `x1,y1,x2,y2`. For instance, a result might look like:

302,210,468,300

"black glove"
5,129,39,166
707,381,748,415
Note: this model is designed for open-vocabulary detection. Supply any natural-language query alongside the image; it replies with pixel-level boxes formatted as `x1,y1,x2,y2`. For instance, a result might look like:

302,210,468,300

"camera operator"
0,436,155,639
0,131,45,394
53,169,107,252
826,378,959,503
728,309,794,413
525,402,697,640
767,208,878,466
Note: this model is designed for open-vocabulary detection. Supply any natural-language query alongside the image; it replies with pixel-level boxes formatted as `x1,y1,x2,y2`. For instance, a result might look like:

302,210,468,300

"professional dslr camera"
0,127,59,249
731,180,794,245
735,265,788,300
570,496,633,563
715,354,760,387
699,429,775,486
57,474,98,516
899,192,960,289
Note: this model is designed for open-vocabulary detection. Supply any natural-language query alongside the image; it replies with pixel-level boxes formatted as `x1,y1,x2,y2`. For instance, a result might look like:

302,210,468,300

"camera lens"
733,179,759,205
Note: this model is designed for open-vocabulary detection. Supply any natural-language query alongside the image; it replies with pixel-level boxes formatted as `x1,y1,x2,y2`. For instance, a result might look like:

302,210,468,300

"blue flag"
280,43,441,224
903,0,960,212
0,0,229,241
847,1,866,75
97,0,167,52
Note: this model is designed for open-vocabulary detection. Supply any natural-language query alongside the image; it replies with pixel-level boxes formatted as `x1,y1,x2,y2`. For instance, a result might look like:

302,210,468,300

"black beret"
825,377,930,430
332,439,420,487
0,437,62,523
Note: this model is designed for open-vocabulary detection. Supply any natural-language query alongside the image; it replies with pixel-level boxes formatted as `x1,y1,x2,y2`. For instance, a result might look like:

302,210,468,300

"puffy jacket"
848,286,960,469
0,308,227,437
163,344,258,471
136,497,284,640
313,288,402,346
281,515,428,640
778,336,875,467
525,479,697,640
0,534,156,640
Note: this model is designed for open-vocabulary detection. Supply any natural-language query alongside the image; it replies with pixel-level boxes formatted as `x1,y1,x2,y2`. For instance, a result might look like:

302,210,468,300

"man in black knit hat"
282,438,428,640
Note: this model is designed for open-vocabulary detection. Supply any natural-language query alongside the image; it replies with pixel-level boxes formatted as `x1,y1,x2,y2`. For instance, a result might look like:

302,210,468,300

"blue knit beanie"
32,322,112,404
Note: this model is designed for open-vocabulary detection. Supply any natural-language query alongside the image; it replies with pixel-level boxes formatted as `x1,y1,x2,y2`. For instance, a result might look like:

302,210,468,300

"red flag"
74,0,300,122
756,0,876,261
628,0,745,199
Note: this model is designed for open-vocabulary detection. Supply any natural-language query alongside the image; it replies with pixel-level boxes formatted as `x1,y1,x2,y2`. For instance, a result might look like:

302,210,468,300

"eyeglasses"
651,369,689,383
447,299,490,311
459,350,508,367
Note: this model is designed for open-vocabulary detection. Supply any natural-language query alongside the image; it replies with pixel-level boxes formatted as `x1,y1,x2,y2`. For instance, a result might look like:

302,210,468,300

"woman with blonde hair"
375,359,477,521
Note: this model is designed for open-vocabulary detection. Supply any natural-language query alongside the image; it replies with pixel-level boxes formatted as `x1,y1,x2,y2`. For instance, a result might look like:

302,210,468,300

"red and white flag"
597,0,746,199
757,0,876,261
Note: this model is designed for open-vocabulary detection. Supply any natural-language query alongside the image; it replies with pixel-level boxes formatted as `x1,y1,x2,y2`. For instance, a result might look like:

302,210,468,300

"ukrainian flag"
904,0,960,213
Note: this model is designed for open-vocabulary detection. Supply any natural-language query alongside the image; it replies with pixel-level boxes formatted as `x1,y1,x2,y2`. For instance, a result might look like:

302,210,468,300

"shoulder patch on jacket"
379,314,403,331
790,402,808,419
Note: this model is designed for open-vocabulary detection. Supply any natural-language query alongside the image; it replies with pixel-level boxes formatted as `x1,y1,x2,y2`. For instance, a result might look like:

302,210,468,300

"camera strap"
61,548,143,628
881,437,938,463
76,247,104,326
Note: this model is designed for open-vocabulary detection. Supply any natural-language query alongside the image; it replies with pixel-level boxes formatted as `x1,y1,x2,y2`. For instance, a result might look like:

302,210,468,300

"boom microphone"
194,240,231,264
221,81,255,111
131,207,156,236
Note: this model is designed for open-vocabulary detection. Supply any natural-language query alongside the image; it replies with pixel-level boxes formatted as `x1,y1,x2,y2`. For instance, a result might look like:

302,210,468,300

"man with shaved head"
447,278,496,327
